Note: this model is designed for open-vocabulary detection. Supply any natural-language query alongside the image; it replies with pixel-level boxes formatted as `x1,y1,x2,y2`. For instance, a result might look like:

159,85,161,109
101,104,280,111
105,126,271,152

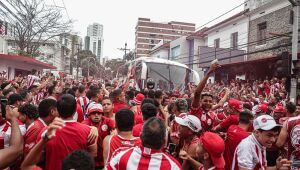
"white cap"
175,113,202,133
86,102,103,115
253,115,281,131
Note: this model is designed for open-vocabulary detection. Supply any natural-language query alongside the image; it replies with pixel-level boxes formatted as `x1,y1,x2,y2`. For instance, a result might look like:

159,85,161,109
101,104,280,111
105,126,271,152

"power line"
172,33,285,62
182,30,296,65
183,35,287,65
195,0,249,31
187,40,295,66
171,31,249,60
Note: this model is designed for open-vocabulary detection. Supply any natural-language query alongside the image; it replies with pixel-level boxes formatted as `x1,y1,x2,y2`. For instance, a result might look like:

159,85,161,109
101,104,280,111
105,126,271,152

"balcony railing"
197,46,246,68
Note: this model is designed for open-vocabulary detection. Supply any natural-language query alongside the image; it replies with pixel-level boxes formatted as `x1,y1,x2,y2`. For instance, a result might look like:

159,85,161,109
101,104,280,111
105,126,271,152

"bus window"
147,63,187,92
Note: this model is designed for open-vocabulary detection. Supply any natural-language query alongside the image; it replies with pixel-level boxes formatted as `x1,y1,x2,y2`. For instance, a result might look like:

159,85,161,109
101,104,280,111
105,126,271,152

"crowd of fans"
0,64,299,170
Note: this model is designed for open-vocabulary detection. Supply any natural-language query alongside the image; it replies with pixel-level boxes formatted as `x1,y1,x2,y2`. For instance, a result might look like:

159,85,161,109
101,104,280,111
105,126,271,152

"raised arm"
0,106,23,169
212,88,230,110
192,63,219,108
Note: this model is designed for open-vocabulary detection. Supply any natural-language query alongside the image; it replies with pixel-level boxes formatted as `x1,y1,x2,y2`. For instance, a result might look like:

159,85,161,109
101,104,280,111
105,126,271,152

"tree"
73,50,105,78
105,58,125,77
124,51,135,61
5,0,72,56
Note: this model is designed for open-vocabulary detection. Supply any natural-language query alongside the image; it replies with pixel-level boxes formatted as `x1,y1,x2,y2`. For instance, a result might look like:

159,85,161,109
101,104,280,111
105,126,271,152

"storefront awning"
0,54,56,69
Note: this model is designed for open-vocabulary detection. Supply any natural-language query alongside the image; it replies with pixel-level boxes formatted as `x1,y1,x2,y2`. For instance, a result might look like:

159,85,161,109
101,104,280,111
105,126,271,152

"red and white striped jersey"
27,75,40,88
232,134,267,170
0,121,26,149
107,146,182,170
76,96,89,114
32,92,45,106
106,135,141,165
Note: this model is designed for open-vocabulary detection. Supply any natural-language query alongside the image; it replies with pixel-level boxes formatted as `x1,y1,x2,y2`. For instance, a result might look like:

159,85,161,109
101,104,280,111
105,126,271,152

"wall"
0,59,43,79
0,37,7,54
169,36,189,64
149,49,169,59
206,16,249,51
248,3,293,60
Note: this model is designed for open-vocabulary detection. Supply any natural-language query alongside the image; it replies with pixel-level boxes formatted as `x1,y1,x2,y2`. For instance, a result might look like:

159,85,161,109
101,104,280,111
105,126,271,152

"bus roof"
132,57,189,69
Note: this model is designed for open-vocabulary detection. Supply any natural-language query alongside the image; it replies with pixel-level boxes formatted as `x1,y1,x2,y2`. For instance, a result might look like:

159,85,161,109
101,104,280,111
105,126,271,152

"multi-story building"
247,0,292,61
84,23,104,63
135,18,195,58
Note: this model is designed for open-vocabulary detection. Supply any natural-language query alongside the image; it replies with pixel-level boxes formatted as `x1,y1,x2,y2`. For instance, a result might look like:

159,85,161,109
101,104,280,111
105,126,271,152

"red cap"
255,104,268,113
228,99,243,112
201,132,225,168
273,105,285,113
133,93,145,105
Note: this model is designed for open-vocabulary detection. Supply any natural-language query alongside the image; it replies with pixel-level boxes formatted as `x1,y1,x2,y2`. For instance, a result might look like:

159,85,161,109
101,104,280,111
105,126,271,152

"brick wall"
248,5,293,60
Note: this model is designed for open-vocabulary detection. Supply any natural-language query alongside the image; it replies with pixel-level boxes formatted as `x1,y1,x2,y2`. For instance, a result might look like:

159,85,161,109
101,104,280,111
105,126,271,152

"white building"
149,41,170,59
85,23,104,64
205,11,249,52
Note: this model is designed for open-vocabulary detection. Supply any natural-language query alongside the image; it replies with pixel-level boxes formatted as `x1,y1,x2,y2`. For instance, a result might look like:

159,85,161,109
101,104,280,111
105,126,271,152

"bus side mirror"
147,78,155,89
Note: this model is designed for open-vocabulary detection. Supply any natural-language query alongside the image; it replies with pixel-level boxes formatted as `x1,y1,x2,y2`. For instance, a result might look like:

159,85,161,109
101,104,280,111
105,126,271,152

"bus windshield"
147,62,188,91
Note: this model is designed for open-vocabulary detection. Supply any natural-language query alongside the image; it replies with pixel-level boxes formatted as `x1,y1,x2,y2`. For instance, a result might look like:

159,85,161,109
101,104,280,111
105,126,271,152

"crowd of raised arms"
0,63,300,170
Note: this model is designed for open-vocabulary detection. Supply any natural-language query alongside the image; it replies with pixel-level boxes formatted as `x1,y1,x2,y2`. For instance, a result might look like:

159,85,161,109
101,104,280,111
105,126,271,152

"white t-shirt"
0,121,26,148
232,134,267,170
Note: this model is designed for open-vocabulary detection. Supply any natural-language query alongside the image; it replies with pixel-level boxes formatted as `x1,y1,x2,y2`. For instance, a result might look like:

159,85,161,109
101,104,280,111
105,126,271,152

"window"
214,38,220,48
231,32,238,50
171,45,180,59
257,22,267,45
93,42,96,54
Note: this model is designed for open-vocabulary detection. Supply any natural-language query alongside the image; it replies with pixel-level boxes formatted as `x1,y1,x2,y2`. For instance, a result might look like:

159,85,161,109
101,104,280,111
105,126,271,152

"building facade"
135,18,195,58
84,23,104,63
247,0,292,61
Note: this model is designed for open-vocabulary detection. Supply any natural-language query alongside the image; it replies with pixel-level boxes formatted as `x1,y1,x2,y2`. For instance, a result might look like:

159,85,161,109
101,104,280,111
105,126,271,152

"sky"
52,0,245,59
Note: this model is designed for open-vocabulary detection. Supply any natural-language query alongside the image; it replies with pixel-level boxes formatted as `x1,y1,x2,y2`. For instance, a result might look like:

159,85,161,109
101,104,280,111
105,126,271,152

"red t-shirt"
190,107,215,132
106,135,141,164
24,118,47,156
37,121,94,170
224,125,249,170
113,101,129,113
219,114,239,132
82,117,115,167
132,123,143,137
134,105,143,125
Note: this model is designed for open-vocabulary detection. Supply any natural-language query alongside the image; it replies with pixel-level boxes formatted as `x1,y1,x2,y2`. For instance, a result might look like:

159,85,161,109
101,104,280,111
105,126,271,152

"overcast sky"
52,0,245,59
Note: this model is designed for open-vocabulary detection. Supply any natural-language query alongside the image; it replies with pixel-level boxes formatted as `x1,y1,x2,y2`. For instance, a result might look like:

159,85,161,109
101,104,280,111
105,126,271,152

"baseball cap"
255,104,268,114
228,99,243,112
175,113,202,133
273,105,285,113
253,115,281,131
200,132,225,168
87,103,103,115
133,93,145,105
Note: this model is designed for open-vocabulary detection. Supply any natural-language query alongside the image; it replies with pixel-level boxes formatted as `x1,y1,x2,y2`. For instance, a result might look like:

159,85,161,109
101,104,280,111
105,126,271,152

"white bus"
117,57,202,92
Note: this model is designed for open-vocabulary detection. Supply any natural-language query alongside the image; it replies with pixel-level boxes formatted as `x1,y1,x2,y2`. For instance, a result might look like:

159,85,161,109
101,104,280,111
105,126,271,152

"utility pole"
75,43,82,80
118,43,130,60
289,0,299,102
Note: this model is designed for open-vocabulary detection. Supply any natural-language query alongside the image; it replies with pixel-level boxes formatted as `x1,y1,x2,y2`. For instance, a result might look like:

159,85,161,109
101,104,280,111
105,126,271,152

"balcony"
197,46,246,68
